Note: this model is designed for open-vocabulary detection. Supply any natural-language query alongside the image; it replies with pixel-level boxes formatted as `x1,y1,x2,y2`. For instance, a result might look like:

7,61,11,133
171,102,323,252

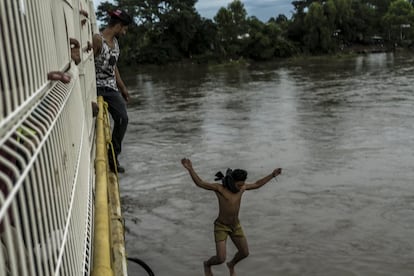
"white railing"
0,0,97,275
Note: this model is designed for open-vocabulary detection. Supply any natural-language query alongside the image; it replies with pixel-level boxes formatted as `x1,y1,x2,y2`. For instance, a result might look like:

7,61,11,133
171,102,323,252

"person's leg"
105,92,128,157
98,88,128,172
204,240,226,276
227,236,249,276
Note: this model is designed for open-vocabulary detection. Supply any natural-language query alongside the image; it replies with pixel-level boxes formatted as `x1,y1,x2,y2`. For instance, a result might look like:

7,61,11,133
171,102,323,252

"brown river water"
119,52,414,276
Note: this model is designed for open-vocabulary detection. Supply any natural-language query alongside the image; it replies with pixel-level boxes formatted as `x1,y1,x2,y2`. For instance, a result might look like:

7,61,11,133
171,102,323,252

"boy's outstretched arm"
181,158,221,191
245,168,282,190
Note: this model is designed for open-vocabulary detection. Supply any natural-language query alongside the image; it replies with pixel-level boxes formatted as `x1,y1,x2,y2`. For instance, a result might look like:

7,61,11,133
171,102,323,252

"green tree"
365,0,394,37
332,0,354,42
288,0,308,46
95,1,117,27
244,17,296,60
97,0,203,64
288,0,394,51
324,0,337,27
214,0,248,58
95,0,414,65
347,0,376,42
304,2,335,53
244,17,273,60
188,18,219,60
161,3,201,58
383,0,414,42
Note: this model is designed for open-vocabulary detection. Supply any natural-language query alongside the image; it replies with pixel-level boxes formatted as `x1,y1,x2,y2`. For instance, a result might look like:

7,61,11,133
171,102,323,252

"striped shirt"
95,35,120,91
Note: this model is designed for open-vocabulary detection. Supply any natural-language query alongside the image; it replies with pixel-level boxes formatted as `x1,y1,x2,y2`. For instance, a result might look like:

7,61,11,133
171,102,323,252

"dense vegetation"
96,0,414,65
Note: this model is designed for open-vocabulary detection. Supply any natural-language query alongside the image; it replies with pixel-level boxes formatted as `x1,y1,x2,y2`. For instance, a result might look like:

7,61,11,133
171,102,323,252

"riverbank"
119,45,414,73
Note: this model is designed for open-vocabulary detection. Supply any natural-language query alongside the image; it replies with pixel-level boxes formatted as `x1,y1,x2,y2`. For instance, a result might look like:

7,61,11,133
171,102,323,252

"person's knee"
216,254,226,264
240,249,249,258
119,114,128,126
115,113,128,126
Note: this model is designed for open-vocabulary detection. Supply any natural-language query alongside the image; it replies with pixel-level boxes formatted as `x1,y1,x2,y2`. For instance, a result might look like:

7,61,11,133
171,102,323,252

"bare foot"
227,262,236,276
204,261,213,276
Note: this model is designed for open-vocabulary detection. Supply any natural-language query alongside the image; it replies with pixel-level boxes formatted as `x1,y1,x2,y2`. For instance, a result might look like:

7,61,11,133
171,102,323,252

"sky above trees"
92,0,294,21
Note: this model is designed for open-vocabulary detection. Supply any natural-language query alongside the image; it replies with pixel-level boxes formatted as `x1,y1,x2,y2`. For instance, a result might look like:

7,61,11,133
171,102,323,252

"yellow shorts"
214,219,245,242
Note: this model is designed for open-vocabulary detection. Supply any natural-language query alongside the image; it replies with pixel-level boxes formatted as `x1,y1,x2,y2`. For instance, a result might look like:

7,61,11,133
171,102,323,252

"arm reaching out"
181,158,221,191
244,168,282,190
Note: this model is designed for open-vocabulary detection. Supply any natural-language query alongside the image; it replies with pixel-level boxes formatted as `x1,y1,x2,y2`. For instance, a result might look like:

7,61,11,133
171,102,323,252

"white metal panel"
0,0,97,275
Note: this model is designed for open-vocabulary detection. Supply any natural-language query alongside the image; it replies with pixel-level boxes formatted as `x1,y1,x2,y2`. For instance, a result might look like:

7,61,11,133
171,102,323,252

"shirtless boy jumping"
181,158,282,276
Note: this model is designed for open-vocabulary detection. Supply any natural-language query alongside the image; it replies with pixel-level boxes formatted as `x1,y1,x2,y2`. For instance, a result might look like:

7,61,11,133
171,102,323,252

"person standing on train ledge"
93,9,132,173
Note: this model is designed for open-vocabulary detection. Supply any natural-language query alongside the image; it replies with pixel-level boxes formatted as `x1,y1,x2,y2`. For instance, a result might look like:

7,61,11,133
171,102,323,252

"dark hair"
231,169,247,181
214,168,247,193
108,9,132,26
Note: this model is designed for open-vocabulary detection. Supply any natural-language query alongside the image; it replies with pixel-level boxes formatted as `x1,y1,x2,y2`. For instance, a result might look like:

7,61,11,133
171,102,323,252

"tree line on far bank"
96,0,414,65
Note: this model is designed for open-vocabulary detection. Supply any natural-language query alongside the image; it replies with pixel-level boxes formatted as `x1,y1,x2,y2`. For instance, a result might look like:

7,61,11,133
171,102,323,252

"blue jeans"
97,87,128,159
